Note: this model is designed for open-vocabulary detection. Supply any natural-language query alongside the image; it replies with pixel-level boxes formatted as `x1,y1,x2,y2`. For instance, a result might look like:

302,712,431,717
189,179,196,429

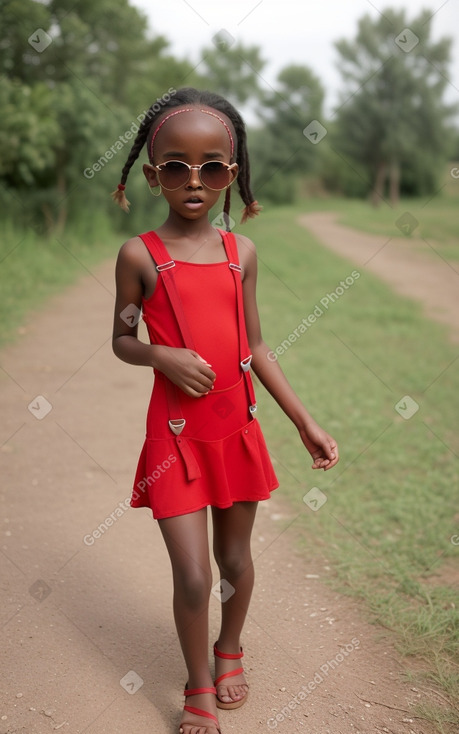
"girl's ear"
143,163,160,188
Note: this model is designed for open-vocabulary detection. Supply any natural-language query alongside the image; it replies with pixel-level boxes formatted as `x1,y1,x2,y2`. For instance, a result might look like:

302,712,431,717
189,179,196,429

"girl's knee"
174,567,212,608
213,548,252,579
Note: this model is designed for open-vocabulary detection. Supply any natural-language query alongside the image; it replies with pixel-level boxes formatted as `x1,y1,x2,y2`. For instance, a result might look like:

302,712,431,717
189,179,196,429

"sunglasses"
153,160,238,191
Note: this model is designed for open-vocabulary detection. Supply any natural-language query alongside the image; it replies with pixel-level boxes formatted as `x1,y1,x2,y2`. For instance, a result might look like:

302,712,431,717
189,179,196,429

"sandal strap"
184,686,217,697
213,642,244,660
183,705,219,726
214,667,244,686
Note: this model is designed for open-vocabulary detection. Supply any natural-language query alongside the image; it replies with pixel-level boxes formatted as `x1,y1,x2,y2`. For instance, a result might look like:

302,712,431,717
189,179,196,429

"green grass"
0,214,120,348
241,207,459,732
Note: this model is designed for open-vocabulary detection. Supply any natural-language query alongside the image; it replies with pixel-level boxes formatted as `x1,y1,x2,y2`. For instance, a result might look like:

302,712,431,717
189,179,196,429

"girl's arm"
112,238,216,397
238,234,339,471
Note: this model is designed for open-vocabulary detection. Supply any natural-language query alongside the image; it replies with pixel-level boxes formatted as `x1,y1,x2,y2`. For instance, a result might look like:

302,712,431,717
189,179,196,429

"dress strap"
139,231,190,440
139,231,196,352
139,229,173,267
216,229,257,415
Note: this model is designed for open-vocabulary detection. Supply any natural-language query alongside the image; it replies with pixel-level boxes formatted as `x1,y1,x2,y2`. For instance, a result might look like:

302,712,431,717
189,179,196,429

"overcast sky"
131,0,459,118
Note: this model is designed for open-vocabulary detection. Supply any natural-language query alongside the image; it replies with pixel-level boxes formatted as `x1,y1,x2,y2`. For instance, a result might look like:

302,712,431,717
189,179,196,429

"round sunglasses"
153,160,238,191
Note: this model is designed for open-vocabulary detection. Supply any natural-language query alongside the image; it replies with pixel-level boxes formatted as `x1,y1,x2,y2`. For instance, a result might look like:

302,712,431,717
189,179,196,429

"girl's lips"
184,199,204,209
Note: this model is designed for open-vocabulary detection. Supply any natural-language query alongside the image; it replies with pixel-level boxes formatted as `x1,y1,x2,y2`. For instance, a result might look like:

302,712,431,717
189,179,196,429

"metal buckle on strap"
169,418,186,435
240,355,252,372
249,404,257,414
156,260,175,272
229,262,242,272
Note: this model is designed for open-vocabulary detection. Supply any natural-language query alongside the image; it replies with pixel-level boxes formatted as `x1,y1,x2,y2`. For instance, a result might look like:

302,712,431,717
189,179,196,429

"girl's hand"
298,420,339,471
152,345,216,398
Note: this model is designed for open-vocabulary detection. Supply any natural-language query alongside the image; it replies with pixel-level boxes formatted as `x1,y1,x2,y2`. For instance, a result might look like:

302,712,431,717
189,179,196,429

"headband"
149,107,235,161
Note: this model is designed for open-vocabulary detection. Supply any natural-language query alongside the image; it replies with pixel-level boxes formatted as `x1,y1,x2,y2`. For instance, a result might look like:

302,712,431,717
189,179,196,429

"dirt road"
299,212,459,344
1,243,442,733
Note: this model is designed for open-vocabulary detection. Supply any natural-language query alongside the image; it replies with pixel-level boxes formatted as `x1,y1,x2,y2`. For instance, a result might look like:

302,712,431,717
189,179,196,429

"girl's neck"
158,210,216,241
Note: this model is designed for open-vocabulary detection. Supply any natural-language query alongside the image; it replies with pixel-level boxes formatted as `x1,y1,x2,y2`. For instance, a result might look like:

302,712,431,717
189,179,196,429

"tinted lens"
200,161,231,190
158,161,189,189
157,161,232,190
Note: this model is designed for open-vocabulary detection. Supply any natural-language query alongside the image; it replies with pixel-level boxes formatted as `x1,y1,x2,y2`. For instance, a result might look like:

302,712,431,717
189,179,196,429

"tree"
0,0,199,231
333,7,456,205
196,40,266,106
250,64,324,204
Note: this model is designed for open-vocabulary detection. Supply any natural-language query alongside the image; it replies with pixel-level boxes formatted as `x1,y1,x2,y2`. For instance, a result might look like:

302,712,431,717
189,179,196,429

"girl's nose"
187,167,202,188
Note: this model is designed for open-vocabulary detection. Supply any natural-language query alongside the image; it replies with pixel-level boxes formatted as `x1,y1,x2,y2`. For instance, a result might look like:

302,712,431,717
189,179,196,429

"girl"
111,87,339,734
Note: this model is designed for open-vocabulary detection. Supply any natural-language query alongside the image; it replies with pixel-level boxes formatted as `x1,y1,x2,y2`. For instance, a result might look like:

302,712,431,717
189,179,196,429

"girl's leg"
211,501,258,705
158,508,217,733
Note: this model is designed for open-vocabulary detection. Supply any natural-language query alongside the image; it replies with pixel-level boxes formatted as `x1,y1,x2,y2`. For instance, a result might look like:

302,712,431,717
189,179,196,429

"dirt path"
299,212,459,344
1,254,441,733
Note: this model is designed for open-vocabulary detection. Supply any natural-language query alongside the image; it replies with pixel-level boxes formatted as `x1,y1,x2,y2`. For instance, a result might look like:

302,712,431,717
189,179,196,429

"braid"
110,109,154,212
111,87,261,224
231,114,262,224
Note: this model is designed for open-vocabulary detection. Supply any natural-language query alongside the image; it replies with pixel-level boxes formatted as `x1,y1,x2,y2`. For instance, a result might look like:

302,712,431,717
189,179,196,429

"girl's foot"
213,642,249,709
179,687,221,734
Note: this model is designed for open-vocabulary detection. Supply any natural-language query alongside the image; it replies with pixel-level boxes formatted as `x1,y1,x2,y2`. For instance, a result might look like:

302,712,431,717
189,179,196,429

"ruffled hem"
131,418,279,519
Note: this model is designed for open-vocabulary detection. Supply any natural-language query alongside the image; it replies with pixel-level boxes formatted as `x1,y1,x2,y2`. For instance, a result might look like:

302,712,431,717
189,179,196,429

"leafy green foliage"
0,77,59,185
251,65,325,204
331,7,456,203
196,41,266,105
0,0,197,232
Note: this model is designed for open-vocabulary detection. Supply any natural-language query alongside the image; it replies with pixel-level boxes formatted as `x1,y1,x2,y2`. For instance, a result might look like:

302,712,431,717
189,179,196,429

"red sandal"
213,642,249,710
179,686,221,734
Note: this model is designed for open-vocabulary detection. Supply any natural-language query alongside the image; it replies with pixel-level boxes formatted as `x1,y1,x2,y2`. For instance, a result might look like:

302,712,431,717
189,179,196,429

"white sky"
131,0,459,119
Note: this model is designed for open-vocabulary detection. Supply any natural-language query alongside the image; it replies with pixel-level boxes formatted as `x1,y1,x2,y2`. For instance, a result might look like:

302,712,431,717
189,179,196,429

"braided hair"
111,87,261,229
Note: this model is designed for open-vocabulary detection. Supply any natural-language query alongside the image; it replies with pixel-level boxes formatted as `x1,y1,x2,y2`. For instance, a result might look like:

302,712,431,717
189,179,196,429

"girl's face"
143,107,238,222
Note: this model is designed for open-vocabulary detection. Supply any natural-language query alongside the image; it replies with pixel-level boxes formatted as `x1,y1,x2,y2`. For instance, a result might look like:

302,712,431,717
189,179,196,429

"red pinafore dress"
130,228,279,519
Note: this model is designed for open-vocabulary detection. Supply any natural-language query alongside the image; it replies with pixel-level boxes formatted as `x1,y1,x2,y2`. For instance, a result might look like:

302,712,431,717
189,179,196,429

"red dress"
131,229,279,519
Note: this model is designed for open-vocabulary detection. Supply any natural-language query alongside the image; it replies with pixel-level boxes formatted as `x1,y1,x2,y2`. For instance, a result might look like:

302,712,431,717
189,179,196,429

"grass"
0,214,120,348
241,207,459,732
